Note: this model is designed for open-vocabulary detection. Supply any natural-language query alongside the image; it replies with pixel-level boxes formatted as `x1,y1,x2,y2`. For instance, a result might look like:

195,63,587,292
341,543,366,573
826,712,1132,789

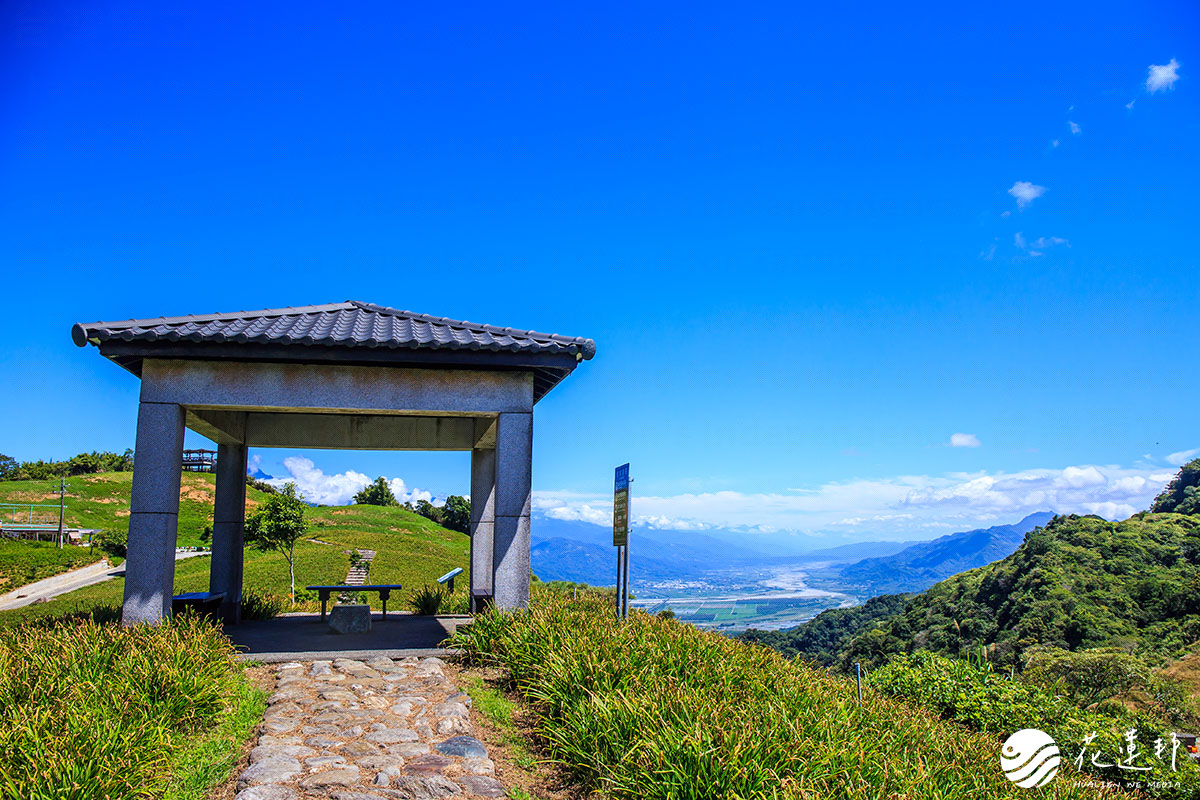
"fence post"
855,662,862,705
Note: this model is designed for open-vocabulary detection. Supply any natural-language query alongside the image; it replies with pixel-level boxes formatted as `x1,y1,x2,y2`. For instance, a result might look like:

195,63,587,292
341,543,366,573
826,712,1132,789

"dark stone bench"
306,584,404,621
172,591,225,618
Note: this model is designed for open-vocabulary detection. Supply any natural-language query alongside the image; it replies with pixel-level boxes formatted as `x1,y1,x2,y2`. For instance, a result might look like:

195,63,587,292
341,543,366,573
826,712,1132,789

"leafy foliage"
245,475,277,495
441,494,470,534
451,589,1108,799
402,495,471,534
245,482,309,601
239,588,289,621
409,583,446,615
1022,646,1197,726
868,651,1200,794
738,592,911,664
0,615,258,800
93,528,128,560
1152,458,1200,516
839,513,1200,669
0,450,135,481
353,476,398,506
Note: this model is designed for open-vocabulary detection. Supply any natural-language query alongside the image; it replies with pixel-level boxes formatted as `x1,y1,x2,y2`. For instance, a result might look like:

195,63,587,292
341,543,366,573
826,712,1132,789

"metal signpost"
613,463,630,619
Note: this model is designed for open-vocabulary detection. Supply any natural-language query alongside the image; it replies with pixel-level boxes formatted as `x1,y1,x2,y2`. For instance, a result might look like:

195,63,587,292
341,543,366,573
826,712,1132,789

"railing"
0,504,60,530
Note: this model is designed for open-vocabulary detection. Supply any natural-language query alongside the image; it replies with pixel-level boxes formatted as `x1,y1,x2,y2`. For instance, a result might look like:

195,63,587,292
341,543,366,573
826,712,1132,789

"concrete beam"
123,400,184,625
141,359,535,415
243,412,477,451
186,409,246,445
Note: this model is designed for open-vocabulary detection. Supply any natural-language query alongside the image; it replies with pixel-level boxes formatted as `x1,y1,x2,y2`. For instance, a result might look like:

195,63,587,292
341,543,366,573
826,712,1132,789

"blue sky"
1,1,1196,541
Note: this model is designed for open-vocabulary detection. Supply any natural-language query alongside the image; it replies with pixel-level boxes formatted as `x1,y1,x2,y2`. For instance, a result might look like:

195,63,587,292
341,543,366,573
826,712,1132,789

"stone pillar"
492,411,532,610
122,401,185,625
469,446,496,610
210,441,247,624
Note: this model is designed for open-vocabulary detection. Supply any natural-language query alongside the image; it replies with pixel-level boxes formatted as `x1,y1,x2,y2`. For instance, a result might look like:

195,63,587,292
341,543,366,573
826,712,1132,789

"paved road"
0,550,209,611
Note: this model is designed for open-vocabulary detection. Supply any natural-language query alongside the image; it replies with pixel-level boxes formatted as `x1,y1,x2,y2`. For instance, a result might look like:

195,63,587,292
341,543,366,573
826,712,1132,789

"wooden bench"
172,591,225,617
306,584,404,621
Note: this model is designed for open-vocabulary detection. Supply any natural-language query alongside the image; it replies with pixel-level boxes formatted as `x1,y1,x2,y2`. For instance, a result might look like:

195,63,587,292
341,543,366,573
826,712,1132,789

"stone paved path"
234,656,506,800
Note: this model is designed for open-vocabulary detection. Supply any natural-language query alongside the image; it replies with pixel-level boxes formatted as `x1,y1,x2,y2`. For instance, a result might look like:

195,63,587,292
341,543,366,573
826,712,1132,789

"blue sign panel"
614,463,630,492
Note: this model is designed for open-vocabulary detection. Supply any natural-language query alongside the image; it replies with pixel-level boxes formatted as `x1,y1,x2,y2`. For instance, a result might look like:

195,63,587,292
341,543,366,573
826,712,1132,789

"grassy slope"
0,471,470,624
0,541,102,593
452,589,1110,800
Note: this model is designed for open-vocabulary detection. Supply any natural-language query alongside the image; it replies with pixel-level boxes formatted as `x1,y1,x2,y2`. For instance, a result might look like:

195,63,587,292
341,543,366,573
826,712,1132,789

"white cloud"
1052,139,1060,148
1031,236,1069,250
1126,99,1136,110
1146,59,1180,93
1015,233,1068,257
533,463,1175,540
1068,121,1081,135
1008,181,1046,209
1167,448,1199,465
387,477,435,506
950,433,982,448
264,456,436,506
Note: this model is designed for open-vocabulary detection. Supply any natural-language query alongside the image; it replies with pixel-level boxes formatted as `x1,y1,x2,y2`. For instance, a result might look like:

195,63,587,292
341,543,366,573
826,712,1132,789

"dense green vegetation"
0,540,101,593
451,587,1108,799
0,614,263,800
738,592,910,664
0,450,134,481
1153,458,1200,516
869,651,1200,796
839,513,1200,669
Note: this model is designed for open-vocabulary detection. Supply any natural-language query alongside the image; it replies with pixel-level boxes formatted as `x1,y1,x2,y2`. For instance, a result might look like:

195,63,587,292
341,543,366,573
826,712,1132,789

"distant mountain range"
823,511,1055,594
529,512,1053,593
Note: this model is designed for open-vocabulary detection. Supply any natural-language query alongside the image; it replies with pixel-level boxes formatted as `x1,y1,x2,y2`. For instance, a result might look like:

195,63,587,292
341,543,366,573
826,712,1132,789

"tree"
354,476,398,506
413,499,442,525
245,482,308,602
441,495,470,534
0,454,18,481
1151,458,1200,515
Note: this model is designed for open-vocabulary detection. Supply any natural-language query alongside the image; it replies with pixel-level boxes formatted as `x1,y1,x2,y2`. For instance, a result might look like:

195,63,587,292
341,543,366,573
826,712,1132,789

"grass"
0,614,258,800
460,673,540,770
451,588,1116,800
0,540,101,593
0,471,473,624
161,667,266,800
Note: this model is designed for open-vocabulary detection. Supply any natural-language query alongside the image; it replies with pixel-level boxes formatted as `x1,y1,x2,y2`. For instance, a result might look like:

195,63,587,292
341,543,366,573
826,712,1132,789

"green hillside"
0,471,470,625
839,511,1200,670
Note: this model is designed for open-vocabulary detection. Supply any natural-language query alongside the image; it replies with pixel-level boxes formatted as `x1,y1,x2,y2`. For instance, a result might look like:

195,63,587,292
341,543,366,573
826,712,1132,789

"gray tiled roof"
72,301,596,360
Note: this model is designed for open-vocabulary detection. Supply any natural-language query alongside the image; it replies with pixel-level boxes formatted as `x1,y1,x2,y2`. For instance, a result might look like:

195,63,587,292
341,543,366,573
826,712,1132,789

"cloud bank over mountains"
254,451,1189,543
533,461,1179,542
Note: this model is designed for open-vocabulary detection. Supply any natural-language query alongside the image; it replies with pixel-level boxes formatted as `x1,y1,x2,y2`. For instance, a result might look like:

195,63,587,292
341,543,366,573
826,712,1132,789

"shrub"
409,584,444,615
869,650,1200,792
0,614,250,799
240,588,289,620
93,528,127,559
450,591,1110,799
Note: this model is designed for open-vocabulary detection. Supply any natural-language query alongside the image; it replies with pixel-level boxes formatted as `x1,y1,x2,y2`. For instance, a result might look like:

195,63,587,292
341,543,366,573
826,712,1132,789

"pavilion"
72,301,595,626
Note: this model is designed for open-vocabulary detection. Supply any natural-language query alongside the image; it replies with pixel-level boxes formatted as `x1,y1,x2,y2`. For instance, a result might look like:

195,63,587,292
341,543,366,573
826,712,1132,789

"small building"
73,301,595,625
